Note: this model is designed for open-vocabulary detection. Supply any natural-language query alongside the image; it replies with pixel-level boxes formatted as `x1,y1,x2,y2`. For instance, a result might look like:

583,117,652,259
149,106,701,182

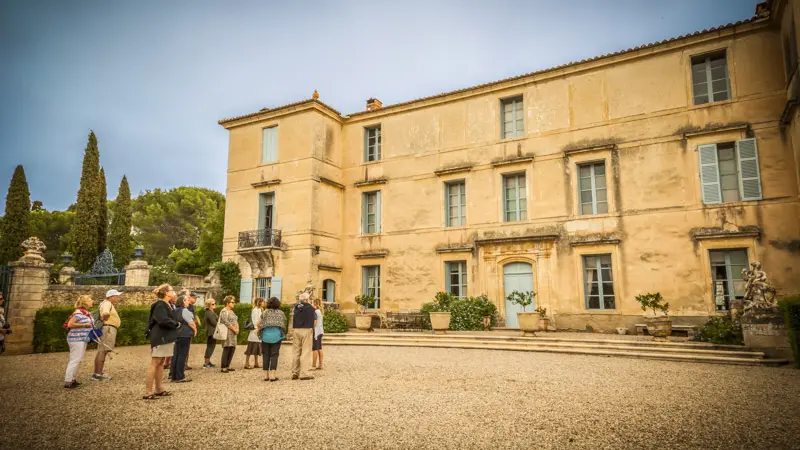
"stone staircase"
324,332,788,366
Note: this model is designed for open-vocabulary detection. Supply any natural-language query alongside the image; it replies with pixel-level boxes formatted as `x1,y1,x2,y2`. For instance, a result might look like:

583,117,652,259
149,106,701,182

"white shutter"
698,144,722,204
239,278,253,304
262,127,278,163
270,277,282,302
735,138,763,201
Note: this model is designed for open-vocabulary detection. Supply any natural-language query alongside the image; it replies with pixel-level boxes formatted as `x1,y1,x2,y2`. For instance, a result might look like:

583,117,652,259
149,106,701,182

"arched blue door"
503,262,534,328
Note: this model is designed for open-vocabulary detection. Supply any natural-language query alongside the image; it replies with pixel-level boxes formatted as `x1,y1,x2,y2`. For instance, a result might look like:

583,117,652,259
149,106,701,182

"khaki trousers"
292,328,313,378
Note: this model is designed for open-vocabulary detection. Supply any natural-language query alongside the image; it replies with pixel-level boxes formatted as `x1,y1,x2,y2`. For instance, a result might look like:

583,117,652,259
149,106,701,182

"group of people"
60,283,326,400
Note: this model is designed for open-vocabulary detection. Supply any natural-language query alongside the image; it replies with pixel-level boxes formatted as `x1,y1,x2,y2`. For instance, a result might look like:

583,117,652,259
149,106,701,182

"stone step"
323,335,787,366
327,335,765,358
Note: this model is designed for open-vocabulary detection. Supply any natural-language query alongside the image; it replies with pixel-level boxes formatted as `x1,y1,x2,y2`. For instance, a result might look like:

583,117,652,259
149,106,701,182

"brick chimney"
366,98,382,111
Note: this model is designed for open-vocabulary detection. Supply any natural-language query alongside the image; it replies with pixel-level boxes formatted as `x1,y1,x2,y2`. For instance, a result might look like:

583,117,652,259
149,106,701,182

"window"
445,261,467,298
255,277,271,299
698,138,762,204
362,266,381,308
258,193,274,230
709,249,748,311
261,126,278,163
322,279,335,302
501,97,524,139
445,181,466,227
364,125,382,162
361,191,381,234
253,277,282,302
503,173,527,222
582,254,615,310
691,51,730,105
578,162,608,215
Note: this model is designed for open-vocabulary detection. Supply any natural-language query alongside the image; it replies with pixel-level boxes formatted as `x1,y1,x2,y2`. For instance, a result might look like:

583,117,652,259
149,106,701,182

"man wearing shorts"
92,289,122,381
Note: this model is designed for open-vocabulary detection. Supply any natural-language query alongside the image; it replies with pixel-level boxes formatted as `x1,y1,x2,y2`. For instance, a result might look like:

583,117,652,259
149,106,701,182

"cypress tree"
0,165,31,265
108,176,133,267
73,131,101,271
97,167,108,254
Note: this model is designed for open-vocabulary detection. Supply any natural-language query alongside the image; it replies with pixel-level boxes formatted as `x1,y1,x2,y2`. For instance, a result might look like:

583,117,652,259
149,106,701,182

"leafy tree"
213,261,240,299
31,200,44,212
30,209,75,263
132,186,224,265
169,247,206,274
108,176,133,266
167,199,226,275
0,165,31,264
97,167,108,254
72,131,101,271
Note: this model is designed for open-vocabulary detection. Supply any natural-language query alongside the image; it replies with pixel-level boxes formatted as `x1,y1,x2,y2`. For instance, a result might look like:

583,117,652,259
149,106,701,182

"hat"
105,289,122,298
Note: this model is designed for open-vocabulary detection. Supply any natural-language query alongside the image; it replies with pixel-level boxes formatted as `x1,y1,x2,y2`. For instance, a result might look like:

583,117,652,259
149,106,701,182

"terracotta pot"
540,318,550,331
355,315,372,332
429,312,451,334
517,312,540,336
645,316,672,340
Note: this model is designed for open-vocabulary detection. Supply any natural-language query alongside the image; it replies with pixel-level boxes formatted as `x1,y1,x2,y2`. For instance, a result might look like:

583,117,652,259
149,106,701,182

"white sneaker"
91,373,112,381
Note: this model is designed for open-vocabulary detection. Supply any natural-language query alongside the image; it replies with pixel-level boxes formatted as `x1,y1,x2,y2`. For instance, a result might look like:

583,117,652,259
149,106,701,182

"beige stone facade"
219,1,800,331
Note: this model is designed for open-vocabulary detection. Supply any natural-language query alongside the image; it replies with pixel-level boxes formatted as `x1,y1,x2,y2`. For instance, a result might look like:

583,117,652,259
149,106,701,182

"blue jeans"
169,337,191,380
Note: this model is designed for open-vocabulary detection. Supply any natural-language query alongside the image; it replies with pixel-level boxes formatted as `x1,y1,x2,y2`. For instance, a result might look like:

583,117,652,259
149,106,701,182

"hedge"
420,293,498,331
33,303,293,353
778,295,800,368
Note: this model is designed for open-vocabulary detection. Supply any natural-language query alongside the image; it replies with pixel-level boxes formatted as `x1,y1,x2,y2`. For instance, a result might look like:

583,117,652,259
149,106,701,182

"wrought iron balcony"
238,229,282,250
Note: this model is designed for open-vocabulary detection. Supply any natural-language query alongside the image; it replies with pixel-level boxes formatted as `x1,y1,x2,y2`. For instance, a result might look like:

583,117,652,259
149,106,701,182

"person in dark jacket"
168,295,196,383
291,292,316,380
144,284,180,400
203,298,218,369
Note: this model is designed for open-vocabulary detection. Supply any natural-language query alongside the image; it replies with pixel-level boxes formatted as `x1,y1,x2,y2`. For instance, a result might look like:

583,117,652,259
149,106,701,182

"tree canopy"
108,175,133,267
72,131,101,271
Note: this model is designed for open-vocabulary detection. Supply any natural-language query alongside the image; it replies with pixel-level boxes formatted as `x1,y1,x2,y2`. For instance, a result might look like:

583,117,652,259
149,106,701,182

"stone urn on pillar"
125,247,152,287
5,237,53,354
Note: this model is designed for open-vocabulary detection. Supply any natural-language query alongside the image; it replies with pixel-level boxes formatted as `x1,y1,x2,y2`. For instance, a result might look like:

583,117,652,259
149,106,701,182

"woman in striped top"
64,295,94,389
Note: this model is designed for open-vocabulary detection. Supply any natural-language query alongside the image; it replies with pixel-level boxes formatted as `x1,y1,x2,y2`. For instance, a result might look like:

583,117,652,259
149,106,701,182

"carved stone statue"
295,279,316,303
741,261,777,312
21,236,46,256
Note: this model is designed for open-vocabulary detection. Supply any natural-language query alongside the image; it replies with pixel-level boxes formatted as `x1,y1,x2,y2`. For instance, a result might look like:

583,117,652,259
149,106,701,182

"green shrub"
212,261,241,299
149,264,181,286
33,302,281,353
694,315,743,345
323,308,349,333
635,292,670,316
778,295,800,368
420,292,497,331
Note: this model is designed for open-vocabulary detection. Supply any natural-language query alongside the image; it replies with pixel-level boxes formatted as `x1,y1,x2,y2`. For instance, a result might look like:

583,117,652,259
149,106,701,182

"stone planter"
645,316,672,340
429,312,451,334
540,318,550,331
517,312,540,337
355,315,372,333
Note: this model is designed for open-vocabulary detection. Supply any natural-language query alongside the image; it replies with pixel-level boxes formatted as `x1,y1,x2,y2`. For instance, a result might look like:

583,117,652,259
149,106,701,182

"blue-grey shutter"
361,267,368,295
698,144,722,204
262,127,277,163
735,138,762,201
376,191,382,233
240,278,253,304
445,262,452,293
444,184,451,227
361,193,366,234
270,277,282,302
363,128,369,162
257,194,266,229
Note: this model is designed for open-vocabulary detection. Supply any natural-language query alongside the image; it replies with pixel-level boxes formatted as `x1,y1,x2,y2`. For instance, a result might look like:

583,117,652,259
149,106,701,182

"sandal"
269,378,279,382
243,365,253,370
142,394,160,400
155,391,172,397
221,369,229,373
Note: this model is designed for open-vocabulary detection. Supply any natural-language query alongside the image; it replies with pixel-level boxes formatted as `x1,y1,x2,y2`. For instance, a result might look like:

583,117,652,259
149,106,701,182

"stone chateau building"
219,0,800,330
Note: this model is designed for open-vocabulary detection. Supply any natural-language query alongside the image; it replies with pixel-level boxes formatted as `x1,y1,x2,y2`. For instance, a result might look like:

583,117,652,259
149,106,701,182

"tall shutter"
361,267,368,295
257,194,266,229
360,193,366,234
698,144,722,204
376,191,382,233
270,277,282,302
262,127,278,163
736,138,763,201
239,278,253,304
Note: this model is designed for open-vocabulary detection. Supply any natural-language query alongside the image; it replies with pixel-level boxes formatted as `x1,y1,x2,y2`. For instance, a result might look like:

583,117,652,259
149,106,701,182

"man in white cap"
92,289,122,381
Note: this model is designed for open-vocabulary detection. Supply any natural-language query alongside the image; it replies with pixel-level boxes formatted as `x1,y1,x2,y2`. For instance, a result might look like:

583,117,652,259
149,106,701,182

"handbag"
244,317,255,330
213,318,228,341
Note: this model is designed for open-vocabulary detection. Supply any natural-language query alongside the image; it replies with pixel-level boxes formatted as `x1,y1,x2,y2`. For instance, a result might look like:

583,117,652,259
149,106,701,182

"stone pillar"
125,259,152,287
5,237,52,355
58,266,76,285
741,309,793,362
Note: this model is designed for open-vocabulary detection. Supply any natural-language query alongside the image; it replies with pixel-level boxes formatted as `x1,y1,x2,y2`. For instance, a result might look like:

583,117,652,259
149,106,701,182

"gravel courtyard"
1,344,799,450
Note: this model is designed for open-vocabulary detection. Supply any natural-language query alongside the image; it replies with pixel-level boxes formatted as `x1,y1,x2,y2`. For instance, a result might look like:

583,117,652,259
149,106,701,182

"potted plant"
354,294,377,332
428,292,454,334
534,306,549,331
507,290,538,336
635,292,672,340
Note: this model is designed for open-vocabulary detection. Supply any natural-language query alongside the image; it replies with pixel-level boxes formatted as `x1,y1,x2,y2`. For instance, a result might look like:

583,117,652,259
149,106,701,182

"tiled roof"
218,98,342,125
219,15,761,125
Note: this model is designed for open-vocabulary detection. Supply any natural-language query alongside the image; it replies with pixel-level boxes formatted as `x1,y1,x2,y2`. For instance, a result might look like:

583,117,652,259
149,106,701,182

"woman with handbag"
63,295,94,389
144,284,180,400
218,295,239,373
203,298,218,369
244,297,265,369
258,296,286,382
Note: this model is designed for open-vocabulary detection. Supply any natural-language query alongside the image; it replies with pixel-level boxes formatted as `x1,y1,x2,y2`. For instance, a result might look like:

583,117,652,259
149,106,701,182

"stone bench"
635,323,697,339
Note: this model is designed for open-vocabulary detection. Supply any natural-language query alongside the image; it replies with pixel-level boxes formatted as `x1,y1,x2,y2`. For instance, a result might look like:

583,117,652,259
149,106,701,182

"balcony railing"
238,229,282,250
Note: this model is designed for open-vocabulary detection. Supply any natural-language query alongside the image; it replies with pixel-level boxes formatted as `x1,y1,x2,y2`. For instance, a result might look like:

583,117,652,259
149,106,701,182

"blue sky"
0,0,761,213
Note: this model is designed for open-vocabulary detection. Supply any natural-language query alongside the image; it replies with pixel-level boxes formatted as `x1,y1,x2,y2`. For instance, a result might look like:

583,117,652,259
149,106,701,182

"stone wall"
43,285,222,308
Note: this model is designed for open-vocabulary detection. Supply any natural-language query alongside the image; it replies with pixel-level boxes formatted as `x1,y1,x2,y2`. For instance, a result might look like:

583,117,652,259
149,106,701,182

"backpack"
90,308,104,330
